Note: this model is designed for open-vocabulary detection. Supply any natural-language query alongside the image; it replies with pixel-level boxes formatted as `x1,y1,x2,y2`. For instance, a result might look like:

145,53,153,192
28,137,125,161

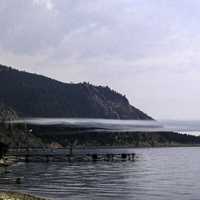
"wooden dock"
7,148,135,162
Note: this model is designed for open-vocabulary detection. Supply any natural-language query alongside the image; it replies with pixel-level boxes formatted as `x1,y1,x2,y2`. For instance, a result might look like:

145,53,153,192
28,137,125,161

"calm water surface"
1,147,200,200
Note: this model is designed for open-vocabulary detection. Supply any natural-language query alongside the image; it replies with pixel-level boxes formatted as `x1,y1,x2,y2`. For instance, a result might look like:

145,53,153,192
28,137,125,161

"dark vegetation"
0,64,151,119
0,112,200,150
29,125,200,148
0,104,43,156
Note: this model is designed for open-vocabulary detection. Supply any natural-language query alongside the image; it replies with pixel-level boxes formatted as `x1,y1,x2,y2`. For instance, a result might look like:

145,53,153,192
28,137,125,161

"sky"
0,0,200,120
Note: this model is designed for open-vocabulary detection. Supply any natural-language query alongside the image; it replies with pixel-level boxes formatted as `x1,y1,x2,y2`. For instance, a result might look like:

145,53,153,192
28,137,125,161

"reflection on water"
1,147,200,200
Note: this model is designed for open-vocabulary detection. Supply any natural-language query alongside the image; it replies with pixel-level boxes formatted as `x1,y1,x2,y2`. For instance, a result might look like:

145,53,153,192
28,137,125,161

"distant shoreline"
73,144,200,149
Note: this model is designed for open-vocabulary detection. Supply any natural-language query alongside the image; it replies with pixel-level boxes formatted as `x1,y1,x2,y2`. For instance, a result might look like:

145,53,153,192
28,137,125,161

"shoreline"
69,144,200,149
0,191,47,200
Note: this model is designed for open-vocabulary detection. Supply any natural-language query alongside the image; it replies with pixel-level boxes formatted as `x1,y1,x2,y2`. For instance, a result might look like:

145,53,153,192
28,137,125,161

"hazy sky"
0,0,200,120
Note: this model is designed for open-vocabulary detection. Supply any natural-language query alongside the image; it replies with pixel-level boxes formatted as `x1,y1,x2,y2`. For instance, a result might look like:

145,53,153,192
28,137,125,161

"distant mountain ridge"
0,64,152,120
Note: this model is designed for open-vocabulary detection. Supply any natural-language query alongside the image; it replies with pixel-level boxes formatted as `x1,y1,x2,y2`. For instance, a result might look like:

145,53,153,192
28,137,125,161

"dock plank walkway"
7,148,136,162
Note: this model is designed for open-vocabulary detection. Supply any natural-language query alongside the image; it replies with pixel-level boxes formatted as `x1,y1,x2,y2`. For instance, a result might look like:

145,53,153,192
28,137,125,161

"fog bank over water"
10,118,200,136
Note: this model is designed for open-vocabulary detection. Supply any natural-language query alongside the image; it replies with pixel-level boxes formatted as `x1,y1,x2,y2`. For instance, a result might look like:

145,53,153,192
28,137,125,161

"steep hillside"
0,64,152,119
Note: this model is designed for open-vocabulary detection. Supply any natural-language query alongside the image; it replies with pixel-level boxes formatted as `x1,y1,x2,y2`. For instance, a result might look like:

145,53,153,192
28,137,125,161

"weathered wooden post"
67,135,78,160
131,153,135,161
25,154,29,162
25,144,30,162
92,154,98,161
46,155,50,162
121,153,127,160
106,154,113,161
69,143,73,156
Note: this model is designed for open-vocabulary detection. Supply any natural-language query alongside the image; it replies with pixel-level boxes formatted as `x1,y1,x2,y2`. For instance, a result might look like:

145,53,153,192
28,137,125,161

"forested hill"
0,64,152,119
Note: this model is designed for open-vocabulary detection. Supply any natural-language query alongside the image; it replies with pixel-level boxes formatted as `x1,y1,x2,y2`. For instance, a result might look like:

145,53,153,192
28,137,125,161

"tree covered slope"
0,64,152,119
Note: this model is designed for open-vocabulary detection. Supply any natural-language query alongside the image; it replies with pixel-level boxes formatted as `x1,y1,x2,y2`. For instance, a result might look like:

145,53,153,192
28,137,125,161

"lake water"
1,147,200,200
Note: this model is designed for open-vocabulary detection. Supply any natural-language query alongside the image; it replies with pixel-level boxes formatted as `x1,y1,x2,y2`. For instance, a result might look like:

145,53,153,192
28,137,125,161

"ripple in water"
1,147,200,200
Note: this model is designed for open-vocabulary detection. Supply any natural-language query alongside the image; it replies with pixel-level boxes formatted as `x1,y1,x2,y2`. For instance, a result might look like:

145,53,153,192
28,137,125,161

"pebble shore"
0,192,47,200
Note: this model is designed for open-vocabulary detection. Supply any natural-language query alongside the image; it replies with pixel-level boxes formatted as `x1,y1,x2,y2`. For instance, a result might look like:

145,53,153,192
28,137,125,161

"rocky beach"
0,192,47,200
